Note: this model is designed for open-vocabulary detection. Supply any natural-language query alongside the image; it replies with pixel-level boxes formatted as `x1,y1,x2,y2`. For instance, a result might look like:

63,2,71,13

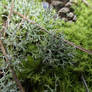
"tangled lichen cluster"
0,0,92,92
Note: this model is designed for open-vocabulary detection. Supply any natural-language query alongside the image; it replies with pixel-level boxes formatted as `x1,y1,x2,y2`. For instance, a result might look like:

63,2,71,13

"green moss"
0,0,92,92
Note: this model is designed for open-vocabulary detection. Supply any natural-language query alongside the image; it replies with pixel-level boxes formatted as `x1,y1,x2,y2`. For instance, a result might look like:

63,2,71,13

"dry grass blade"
63,39,92,55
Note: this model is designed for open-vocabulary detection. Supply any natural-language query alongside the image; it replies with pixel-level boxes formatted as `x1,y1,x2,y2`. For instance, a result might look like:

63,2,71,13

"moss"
0,0,92,92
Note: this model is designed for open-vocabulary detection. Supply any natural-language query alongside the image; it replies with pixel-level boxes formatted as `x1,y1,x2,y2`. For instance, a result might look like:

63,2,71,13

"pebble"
58,7,70,13
51,1,65,11
73,15,77,21
43,0,77,22
65,2,72,8
67,12,74,19
62,17,68,21
42,1,50,9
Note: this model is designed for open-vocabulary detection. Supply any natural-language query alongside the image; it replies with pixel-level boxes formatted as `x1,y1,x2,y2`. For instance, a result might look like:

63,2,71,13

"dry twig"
81,73,89,92
1,1,91,92
2,0,14,37
0,0,25,92
0,40,25,92
13,11,92,55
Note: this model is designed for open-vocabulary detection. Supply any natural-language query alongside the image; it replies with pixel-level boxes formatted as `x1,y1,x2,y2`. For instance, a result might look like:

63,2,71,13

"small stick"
13,11,49,33
0,0,25,92
3,0,15,37
81,73,89,92
0,39,25,92
13,11,92,55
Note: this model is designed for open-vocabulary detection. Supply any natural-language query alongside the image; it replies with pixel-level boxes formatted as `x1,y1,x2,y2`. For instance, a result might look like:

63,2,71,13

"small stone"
67,12,74,19
42,1,49,9
73,15,77,21
65,2,72,7
70,0,78,4
51,1,64,7
58,12,66,18
60,0,69,4
62,17,68,22
51,1,65,11
58,7,70,13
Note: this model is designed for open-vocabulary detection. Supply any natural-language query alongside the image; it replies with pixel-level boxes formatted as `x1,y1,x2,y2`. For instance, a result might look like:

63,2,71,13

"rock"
58,7,70,13
67,12,74,19
60,0,69,4
59,12,66,18
70,0,78,4
65,2,72,8
42,1,50,9
73,15,77,21
45,0,77,22
58,7,70,18
51,1,65,11
62,17,68,21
